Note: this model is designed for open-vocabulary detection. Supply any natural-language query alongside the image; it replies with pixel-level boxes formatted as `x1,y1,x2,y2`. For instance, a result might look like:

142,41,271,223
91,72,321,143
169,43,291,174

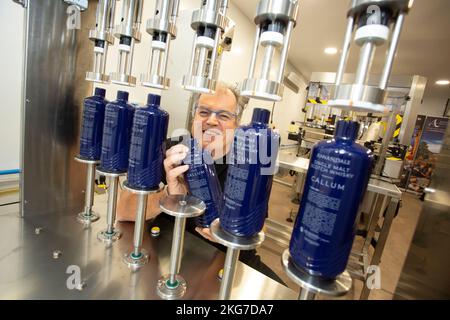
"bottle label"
101,108,118,155
301,151,355,244
80,101,97,143
128,113,147,166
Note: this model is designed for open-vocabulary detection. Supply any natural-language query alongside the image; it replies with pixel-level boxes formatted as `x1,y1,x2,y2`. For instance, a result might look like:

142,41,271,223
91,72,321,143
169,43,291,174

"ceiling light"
436,80,450,86
324,47,338,55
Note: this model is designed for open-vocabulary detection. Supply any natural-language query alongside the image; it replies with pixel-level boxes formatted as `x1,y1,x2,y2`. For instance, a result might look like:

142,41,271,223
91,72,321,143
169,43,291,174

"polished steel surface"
21,0,96,218
219,247,240,300
329,84,388,110
210,219,265,250
182,75,216,94
348,0,412,17
122,181,165,195
191,8,228,30
0,207,296,299
394,126,450,299
255,0,299,24
241,78,284,102
159,195,206,218
281,250,352,297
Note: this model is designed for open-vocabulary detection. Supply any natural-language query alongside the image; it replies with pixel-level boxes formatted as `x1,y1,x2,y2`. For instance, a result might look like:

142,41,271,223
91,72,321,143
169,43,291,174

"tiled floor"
262,176,423,300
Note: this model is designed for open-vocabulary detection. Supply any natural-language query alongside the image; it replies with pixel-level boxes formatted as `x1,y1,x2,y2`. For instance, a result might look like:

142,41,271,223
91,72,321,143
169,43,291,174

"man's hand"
195,227,217,243
164,144,190,195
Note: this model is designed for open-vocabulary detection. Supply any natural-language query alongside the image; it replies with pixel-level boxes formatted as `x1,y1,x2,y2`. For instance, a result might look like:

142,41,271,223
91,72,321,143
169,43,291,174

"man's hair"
222,82,249,121
194,82,249,122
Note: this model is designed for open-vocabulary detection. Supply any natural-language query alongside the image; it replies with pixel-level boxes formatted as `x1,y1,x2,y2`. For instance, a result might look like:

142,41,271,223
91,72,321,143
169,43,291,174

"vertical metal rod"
374,109,399,175
208,27,221,80
133,193,148,256
298,288,316,300
187,35,198,76
127,40,135,76
171,0,181,24
97,0,109,32
106,176,119,234
248,25,261,79
148,46,156,76
379,14,405,90
219,0,229,15
197,47,209,77
335,17,354,86
219,248,240,300
161,35,171,80
169,217,186,285
276,20,295,84
354,42,375,86
261,45,275,80
84,163,96,215
108,0,116,30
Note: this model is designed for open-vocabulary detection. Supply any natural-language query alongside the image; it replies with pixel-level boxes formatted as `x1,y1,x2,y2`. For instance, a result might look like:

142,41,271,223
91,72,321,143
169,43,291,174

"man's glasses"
194,106,237,123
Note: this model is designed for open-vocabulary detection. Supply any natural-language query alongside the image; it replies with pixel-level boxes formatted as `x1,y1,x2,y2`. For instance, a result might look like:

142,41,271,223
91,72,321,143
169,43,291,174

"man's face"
191,86,239,158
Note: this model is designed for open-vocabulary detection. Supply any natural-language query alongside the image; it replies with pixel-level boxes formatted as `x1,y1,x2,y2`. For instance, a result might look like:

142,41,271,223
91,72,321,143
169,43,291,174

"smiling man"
116,82,285,285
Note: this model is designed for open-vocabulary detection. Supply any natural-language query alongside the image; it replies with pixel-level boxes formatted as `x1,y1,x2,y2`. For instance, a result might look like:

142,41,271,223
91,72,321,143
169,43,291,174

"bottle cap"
251,108,271,125
117,90,129,102
335,120,360,140
94,87,106,97
147,94,161,107
150,226,160,237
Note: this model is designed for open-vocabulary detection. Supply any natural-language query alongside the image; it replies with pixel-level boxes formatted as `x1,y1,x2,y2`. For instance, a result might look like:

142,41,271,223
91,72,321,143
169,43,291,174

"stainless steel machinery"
156,195,206,300
277,0,414,299
182,0,231,94
122,182,164,269
141,0,180,90
110,0,143,86
86,0,116,83
210,218,265,300
394,125,450,299
329,0,412,113
241,0,299,102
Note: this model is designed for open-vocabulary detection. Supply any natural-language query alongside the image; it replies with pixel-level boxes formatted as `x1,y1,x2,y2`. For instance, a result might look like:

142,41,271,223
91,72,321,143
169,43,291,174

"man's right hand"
163,144,190,195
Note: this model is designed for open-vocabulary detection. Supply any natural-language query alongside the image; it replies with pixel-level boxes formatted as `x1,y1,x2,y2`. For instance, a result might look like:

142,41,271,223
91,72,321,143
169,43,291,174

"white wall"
95,0,308,143
418,95,448,118
0,2,25,172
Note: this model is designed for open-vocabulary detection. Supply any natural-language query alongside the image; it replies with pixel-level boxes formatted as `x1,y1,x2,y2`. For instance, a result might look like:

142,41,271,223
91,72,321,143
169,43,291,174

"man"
116,83,285,284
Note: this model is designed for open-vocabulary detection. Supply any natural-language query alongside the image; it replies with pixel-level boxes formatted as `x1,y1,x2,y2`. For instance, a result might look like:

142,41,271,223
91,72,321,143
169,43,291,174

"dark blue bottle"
127,94,169,190
79,87,107,160
289,120,374,279
221,108,280,237
100,90,135,173
183,138,223,228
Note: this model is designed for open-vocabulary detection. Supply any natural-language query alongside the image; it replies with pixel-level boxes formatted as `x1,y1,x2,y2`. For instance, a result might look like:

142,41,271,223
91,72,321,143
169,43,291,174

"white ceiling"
232,0,450,107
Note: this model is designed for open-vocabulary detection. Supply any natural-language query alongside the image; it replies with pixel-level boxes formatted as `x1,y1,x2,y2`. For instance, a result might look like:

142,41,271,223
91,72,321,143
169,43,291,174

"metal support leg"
298,288,316,300
360,197,399,300
97,171,123,243
123,193,150,269
210,219,265,300
75,157,100,224
157,194,206,300
219,247,240,300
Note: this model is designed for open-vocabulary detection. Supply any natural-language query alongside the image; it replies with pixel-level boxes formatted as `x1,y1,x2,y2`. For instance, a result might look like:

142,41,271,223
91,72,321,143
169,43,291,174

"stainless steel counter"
0,203,296,300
